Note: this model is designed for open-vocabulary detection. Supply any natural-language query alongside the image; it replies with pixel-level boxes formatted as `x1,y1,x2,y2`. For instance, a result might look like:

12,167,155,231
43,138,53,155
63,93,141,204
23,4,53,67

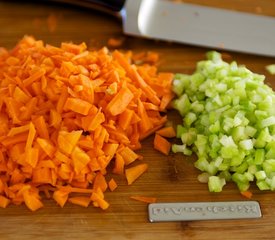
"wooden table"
0,1,275,239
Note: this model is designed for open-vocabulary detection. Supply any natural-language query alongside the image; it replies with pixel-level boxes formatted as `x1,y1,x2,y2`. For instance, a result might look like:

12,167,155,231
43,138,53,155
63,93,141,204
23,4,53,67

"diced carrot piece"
90,191,109,210
108,178,118,192
156,126,176,138
160,92,175,111
25,147,39,168
93,172,108,192
106,87,134,116
13,86,31,104
71,146,91,174
23,68,46,87
32,116,49,139
118,109,134,130
64,97,92,115
241,191,253,199
36,138,55,157
102,143,119,159
153,134,171,155
68,196,91,208
130,195,157,204
25,122,36,151
57,130,82,155
125,163,148,185
23,190,44,211
53,190,69,208
107,37,125,48
7,123,30,137
119,146,139,165
0,195,10,208
113,153,125,175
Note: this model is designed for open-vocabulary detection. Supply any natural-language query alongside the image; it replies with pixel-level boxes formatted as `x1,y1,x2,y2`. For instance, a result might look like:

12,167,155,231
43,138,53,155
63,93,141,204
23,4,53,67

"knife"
48,0,275,57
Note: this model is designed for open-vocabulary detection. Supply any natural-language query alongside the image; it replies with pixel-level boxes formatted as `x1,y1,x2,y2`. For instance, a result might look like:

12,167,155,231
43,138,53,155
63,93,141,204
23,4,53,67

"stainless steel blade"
148,201,262,222
122,0,275,57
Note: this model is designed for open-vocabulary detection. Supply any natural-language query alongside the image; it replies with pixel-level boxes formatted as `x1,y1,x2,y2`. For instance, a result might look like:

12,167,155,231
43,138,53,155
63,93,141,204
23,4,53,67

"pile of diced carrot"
0,36,174,211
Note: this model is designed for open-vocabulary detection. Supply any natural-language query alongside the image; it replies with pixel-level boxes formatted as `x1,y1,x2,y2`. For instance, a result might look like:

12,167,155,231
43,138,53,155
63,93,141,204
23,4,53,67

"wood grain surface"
0,1,275,239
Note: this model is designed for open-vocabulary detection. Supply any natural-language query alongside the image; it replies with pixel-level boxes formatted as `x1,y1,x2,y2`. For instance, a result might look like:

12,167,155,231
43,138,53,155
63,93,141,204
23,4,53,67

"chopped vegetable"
240,190,253,199
0,36,173,211
107,37,125,48
156,126,176,138
125,163,148,185
130,195,157,203
154,134,171,155
172,51,275,193
108,178,118,192
68,196,91,208
266,64,275,75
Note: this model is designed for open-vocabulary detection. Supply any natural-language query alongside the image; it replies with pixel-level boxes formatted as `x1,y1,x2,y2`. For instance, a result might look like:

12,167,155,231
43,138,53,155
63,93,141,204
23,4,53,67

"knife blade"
48,0,275,57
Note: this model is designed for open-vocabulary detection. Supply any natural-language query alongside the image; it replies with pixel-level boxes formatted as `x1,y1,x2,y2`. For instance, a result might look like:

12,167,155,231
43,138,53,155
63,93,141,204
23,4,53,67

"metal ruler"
148,201,262,222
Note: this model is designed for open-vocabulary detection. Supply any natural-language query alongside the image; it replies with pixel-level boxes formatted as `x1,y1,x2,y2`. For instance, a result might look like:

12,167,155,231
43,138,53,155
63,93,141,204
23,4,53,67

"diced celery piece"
176,125,186,138
218,170,232,181
254,128,271,148
194,135,208,155
235,162,249,174
236,181,250,192
191,101,204,113
254,149,265,165
172,74,190,96
232,126,246,142
270,176,275,190
181,132,196,146
260,116,275,128
190,73,205,92
265,148,275,160
245,156,254,166
215,83,227,93
172,144,186,154
266,141,275,151
194,157,209,172
248,165,258,174
255,171,267,180
197,172,210,183
219,135,237,147
232,170,251,192
230,150,244,164
255,110,268,121
221,146,239,159
172,94,191,116
208,176,225,192
214,156,223,167
207,162,218,175
232,172,247,183
222,118,234,133
206,51,222,62
184,112,197,127
172,144,193,156
183,148,193,156
258,96,273,111
256,180,270,190
239,139,253,150
263,159,275,175
245,126,257,137
244,172,254,181
209,121,220,133
266,64,275,75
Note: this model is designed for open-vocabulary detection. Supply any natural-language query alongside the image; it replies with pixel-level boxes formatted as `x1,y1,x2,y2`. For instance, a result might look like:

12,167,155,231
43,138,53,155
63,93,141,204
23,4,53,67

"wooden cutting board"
0,1,275,239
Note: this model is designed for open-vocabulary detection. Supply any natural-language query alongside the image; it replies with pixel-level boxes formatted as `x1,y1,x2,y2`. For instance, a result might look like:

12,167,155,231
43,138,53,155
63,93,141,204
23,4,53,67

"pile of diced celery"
172,51,275,192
